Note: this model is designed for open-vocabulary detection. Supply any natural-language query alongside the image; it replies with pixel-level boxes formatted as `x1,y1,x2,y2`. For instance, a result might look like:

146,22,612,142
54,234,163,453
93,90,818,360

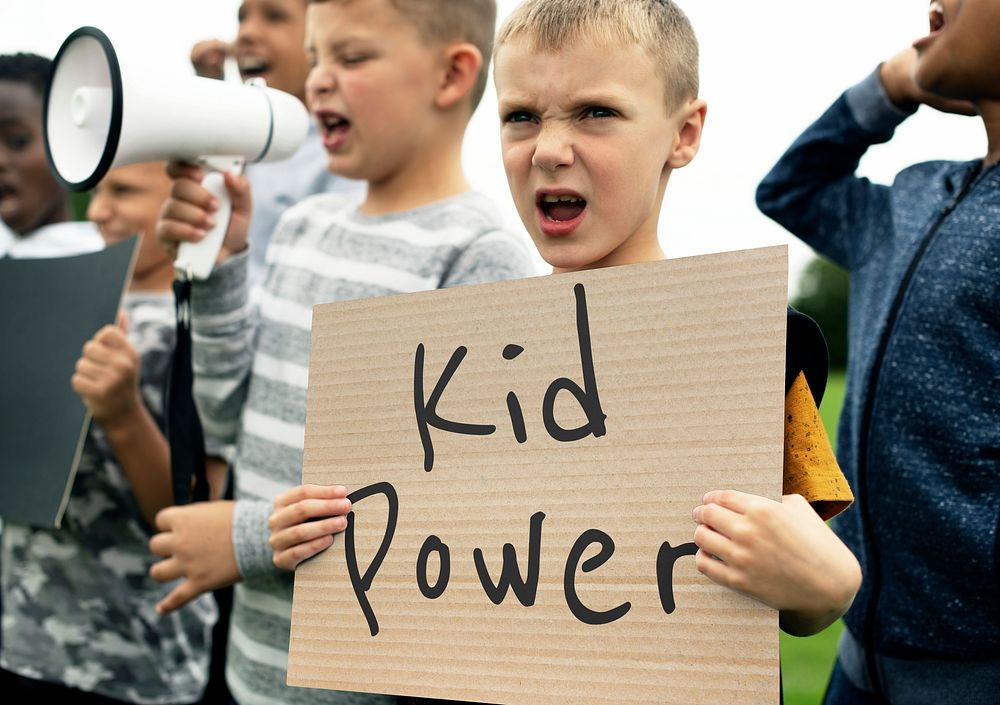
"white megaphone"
44,26,309,279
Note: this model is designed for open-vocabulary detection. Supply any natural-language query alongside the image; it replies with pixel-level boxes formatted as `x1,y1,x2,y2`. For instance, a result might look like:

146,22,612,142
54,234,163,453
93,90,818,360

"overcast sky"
1,0,988,288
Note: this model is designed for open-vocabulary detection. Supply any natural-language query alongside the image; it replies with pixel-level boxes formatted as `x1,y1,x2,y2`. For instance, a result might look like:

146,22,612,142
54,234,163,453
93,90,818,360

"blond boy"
151,1,535,703
487,0,860,638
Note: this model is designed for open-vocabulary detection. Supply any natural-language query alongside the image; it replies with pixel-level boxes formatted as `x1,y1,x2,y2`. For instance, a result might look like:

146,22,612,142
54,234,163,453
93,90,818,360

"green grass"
780,369,846,705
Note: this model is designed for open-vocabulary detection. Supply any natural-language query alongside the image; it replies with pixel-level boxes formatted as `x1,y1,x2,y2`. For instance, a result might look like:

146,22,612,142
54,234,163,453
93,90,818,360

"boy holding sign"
272,0,861,641
151,1,535,704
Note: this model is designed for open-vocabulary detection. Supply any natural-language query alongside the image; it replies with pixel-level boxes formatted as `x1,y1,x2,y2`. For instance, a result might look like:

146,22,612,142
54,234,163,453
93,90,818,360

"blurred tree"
791,255,849,369
71,191,90,221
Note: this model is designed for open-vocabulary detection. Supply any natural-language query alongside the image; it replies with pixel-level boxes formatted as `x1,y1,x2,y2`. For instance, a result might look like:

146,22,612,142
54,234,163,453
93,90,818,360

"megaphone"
44,26,309,279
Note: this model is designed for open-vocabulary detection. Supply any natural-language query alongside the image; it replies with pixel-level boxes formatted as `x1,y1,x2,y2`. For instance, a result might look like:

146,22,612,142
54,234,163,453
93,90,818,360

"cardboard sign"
289,246,788,705
0,238,137,528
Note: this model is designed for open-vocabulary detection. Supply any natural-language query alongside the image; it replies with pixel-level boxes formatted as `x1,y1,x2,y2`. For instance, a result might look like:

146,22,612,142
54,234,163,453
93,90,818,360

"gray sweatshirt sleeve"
190,251,257,448
231,498,275,579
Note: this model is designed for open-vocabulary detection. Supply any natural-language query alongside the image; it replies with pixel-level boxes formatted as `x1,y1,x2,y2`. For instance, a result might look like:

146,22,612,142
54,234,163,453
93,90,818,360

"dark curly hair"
0,52,52,98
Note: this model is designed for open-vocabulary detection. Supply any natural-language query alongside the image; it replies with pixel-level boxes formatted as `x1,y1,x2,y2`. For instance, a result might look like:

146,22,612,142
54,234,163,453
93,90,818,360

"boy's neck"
979,100,1000,167
129,261,175,294
359,128,470,216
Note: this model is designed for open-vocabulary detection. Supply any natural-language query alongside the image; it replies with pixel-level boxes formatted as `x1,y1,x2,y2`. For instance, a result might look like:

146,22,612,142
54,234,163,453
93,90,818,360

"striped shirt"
190,190,537,705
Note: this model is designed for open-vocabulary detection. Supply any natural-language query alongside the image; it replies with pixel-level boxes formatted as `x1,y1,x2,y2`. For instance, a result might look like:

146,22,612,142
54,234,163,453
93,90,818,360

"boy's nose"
531,126,575,172
86,194,111,224
305,66,337,103
236,10,263,44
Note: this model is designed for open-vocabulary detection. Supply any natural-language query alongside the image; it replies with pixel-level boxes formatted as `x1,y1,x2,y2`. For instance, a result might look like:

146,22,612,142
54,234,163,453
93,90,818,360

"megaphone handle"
174,156,245,280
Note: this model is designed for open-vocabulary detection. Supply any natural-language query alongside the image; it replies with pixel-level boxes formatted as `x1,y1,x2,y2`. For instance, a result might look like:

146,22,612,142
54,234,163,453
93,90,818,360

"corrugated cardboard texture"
290,246,788,705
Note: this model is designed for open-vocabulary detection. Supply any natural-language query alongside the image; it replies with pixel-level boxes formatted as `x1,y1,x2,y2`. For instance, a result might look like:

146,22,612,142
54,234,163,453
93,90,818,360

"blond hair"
495,0,698,110
311,0,496,110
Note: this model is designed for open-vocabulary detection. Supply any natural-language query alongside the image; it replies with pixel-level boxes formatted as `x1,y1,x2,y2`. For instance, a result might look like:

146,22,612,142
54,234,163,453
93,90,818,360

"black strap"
167,277,209,505
785,306,830,406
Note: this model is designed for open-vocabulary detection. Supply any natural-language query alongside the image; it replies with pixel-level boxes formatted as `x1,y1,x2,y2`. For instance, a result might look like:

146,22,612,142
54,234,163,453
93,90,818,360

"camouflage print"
1,292,217,705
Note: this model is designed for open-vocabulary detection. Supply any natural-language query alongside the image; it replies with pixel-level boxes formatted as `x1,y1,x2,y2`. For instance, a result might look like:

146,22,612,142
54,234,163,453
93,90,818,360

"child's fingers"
70,373,99,400
163,185,219,223
74,356,105,382
148,556,183,583
273,484,348,511
81,337,115,365
269,514,348,553
94,324,128,348
148,531,172,557
267,497,352,532
694,548,737,589
223,172,252,213
273,534,335,572
702,489,777,515
166,160,204,182
692,522,732,563
691,501,741,538
156,218,206,252
155,580,200,615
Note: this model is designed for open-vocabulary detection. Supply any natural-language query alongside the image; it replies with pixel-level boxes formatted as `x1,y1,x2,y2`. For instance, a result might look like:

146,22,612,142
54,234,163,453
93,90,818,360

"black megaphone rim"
43,26,124,192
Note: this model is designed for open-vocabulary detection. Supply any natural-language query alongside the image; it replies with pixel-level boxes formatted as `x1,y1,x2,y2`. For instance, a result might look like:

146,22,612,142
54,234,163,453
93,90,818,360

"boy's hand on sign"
71,324,142,427
191,38,231,80
156,161,253,264
880,47,977,116
149,500,241,614
691,490,861,635
268,484,353,571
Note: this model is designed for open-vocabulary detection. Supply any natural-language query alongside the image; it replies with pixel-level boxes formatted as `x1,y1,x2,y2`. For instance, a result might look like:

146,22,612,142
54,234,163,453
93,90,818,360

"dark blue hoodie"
758,71,1000,701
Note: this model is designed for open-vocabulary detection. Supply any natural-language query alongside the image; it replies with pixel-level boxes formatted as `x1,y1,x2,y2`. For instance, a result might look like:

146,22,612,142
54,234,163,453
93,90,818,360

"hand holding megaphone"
44,26,309,279
157,161,253,269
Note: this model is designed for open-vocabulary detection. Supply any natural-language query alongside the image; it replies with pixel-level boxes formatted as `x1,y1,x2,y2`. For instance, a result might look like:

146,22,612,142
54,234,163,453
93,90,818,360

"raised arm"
72,323,172,526
757,69,907,270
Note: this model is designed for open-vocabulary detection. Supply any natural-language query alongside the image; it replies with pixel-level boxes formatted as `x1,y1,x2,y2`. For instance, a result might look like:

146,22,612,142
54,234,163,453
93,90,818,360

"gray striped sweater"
190,190,536,705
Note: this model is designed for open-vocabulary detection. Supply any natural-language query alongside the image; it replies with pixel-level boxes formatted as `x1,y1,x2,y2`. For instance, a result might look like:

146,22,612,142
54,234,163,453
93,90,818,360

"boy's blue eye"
585,106,616,119
503,111,534,124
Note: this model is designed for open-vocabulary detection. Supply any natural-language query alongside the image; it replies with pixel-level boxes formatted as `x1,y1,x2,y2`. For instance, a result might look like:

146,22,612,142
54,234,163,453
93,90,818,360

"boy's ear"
666,99,708,169
435,42,483,111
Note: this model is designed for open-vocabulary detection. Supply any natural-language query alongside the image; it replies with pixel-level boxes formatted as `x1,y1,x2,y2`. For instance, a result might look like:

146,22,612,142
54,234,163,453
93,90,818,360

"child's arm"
755,59,905,269
692,490,861,637
157,162,256,448
268,485,353,570
72,322,172,526
757,49,976,271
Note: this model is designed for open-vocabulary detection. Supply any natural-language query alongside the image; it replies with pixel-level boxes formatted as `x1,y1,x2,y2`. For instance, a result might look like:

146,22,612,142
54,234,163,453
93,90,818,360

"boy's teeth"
929,1,945,30
239,57,267,72
541,194,583,203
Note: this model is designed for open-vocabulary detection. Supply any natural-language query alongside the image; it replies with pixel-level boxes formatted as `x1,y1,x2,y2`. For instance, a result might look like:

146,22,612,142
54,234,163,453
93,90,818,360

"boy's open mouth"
238,56,271,79
928,1,945,33
319,113,350,138
538,193,587,222
0,183,16,205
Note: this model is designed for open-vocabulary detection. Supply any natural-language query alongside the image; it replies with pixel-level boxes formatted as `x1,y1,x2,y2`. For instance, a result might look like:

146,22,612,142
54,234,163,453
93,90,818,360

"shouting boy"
191,0,361,288
152,1,535,704
758,0,1000,701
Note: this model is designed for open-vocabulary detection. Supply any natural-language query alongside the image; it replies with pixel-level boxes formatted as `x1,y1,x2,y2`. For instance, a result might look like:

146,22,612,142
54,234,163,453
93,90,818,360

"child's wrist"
96,395,144,441
878,60,919,111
